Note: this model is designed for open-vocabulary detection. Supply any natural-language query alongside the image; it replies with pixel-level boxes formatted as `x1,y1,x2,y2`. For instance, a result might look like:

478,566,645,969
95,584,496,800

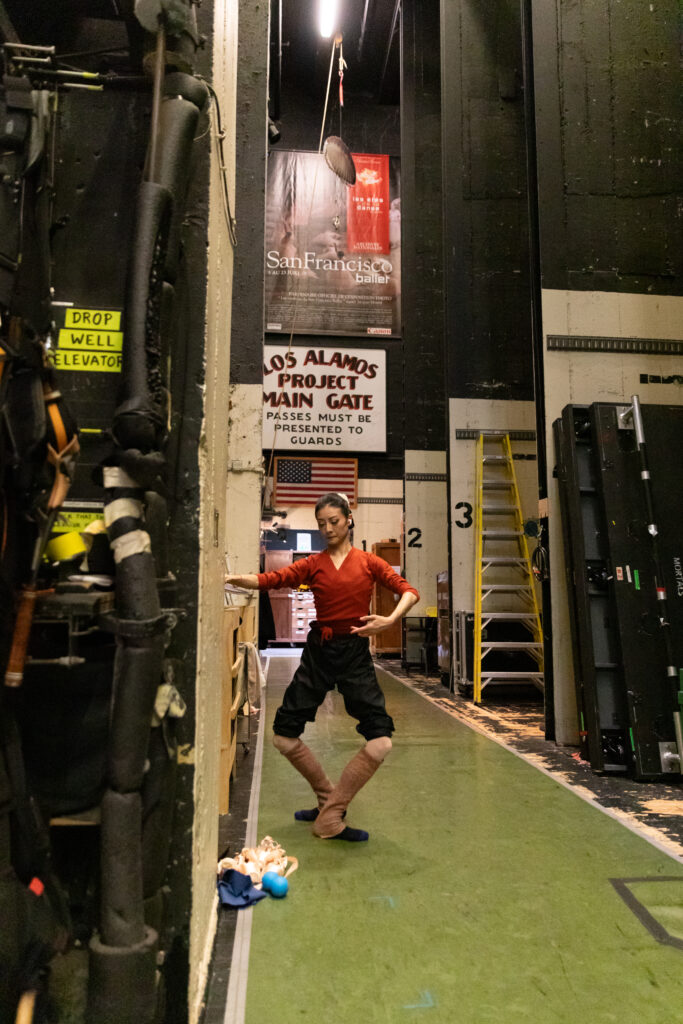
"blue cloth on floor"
217,869,268,908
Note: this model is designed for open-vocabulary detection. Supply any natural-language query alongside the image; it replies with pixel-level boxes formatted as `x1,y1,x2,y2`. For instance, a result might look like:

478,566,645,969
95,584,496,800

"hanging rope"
318,36,338,154
338,39,347,137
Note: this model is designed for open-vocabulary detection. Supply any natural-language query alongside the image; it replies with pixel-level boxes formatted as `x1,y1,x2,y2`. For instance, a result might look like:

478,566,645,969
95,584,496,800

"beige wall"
404,451,448,612
354,478,404,554
227,383,265,575
189,1,238,1019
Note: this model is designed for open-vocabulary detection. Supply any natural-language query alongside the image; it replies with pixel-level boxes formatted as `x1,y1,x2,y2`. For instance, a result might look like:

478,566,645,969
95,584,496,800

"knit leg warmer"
313,747,381,839
279,738,333,810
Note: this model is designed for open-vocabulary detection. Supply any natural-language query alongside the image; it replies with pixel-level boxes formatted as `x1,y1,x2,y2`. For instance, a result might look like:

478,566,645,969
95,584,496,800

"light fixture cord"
318,36,338,153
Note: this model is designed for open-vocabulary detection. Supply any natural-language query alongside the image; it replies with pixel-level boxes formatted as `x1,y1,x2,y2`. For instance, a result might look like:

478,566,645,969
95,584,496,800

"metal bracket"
227,460,265,474
616,404,633,430
98,609,182,638
659,742,681,774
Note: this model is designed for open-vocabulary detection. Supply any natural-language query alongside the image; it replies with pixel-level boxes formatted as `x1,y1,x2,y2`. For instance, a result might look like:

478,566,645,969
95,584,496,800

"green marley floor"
242,659,683,1024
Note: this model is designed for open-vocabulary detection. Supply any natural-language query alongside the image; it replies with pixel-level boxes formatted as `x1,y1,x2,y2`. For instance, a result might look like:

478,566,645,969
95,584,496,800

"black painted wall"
441,0,534,401
440,0,681,401
533,0,683,295
50,89,149,500
401,0,446,451
275,81,401,155
231,0,270,386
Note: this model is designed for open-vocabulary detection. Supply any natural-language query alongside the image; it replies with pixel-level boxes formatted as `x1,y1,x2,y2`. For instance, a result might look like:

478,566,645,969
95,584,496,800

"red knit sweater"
257,547,419,629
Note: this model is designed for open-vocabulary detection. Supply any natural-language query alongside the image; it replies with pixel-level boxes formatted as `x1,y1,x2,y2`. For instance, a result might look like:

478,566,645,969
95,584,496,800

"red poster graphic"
347,154,390,253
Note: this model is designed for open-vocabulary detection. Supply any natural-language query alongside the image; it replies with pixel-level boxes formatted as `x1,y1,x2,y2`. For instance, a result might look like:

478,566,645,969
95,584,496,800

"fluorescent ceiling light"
319,0,339,38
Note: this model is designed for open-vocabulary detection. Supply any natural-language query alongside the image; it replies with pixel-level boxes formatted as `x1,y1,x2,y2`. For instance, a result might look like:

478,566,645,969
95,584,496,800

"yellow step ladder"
473,432,543,703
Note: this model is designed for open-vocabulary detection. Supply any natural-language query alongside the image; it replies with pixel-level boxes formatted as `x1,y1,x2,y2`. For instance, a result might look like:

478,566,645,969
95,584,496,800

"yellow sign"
55,307,124,373
53,510,104,533
65,308,121,331
53,350,122,372
58,329,123,352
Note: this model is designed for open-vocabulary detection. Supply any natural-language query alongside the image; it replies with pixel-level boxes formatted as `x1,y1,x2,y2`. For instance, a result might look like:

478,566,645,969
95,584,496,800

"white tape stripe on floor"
223,687,267,1024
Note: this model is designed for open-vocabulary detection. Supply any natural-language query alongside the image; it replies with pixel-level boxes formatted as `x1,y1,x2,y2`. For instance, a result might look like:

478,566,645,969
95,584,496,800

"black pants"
273,631,395,741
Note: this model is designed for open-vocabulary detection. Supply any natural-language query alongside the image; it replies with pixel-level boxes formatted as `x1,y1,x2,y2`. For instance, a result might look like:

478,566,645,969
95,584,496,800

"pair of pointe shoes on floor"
283,740,381,843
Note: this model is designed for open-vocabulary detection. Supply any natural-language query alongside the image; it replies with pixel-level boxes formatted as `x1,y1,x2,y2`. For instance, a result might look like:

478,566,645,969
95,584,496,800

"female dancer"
225,492,419,842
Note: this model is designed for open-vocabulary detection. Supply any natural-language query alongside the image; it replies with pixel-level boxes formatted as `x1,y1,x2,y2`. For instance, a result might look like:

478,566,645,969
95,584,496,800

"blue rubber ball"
262,871,288,898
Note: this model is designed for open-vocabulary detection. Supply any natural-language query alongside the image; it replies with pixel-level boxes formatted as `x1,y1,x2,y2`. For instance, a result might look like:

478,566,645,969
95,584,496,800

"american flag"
274,457,357,507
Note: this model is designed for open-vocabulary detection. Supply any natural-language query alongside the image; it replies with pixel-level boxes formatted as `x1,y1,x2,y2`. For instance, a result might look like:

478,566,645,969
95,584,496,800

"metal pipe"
23,69,150,89
378,0,400,101
631,394,656,534
521,0,555,740
358,0,371,61
631,393,646,446
147,20,166,184
3,42,55,60
26,657,86,666
3,42,55,53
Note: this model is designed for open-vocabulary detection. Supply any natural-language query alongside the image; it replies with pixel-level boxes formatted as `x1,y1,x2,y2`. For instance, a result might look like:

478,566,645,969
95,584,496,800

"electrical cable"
0,491,7,559
200,79,238,249
531,542,548,582
54,46,130,64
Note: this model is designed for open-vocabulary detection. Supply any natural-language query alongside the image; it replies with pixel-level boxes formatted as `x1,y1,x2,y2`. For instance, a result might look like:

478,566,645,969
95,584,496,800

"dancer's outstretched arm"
224,573,259,589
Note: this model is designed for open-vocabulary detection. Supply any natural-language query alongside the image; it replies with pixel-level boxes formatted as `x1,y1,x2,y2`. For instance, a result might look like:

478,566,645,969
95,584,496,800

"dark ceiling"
0,0,400,104
274,0,400,107
0,1,127,48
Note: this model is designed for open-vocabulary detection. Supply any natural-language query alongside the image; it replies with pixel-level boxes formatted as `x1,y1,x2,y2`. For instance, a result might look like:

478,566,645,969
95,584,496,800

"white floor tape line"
223,686,267,1024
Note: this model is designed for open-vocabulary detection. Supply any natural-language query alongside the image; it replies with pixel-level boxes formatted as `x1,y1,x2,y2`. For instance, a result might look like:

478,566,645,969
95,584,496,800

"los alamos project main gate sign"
262,344,386,453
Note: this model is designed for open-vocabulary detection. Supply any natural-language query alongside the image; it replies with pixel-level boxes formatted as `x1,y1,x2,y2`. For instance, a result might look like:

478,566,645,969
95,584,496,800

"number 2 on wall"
454,502,473,529
407,527,422,548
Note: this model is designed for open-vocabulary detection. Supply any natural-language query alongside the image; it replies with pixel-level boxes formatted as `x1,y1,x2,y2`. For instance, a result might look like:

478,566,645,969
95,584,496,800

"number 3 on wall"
454,502,473,528
407,527,422,548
